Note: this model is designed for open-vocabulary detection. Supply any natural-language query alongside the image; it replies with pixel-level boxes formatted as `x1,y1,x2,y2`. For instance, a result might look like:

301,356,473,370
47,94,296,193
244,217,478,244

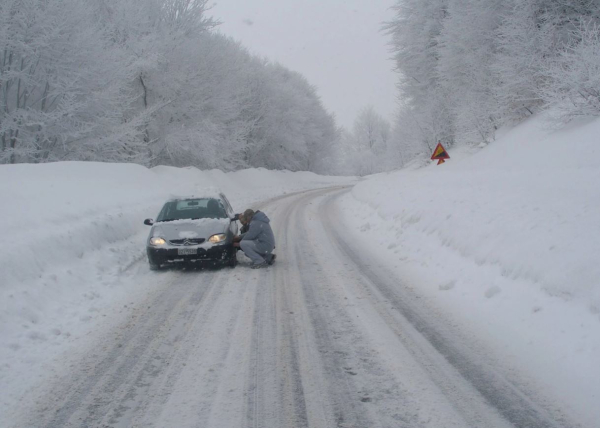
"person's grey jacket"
241,211,275,254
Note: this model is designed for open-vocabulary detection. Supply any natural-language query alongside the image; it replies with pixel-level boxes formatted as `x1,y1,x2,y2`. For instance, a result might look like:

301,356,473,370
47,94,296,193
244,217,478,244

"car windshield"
156,198,227,222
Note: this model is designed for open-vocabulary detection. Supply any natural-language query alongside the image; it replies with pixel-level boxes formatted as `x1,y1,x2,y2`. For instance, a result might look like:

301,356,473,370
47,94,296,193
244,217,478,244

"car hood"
151,218,229,241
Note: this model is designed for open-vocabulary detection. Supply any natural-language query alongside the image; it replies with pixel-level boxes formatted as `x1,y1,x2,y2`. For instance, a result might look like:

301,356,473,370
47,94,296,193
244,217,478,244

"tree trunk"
139,74,153,163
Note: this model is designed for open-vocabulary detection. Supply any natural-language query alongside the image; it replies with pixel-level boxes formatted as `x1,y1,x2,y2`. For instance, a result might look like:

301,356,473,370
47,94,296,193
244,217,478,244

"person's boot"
267,254,276,265
250,261,267,269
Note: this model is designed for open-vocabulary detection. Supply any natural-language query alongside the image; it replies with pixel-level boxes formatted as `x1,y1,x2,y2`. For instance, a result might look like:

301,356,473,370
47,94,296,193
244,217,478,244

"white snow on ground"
339,114,600,426
2,114,599,426
0,162,351,417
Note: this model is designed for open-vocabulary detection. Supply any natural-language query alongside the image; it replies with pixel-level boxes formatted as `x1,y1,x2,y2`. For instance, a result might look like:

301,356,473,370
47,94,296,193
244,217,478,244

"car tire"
228,253,238,268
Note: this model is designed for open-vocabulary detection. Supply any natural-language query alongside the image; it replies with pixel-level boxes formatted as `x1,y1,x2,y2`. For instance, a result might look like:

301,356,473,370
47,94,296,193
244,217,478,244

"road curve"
11,187,578,428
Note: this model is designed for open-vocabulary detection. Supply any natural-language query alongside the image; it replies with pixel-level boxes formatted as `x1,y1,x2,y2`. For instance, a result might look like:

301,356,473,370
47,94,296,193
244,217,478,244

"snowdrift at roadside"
0,163,348,292
0,162,350,415
339,114,600,425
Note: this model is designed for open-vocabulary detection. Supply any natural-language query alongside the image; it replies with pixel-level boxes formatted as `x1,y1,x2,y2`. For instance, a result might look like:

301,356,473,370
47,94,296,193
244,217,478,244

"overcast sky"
208,0,398,130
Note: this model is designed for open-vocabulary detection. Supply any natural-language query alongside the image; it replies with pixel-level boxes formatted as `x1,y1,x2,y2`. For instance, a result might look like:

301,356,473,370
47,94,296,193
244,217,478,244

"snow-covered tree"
1,0,339,172
385,0,600,166
384,0,455,161
437,0,506,144
0,0,139,163
350,106,389,175
329,106,393,176
542,22,600,121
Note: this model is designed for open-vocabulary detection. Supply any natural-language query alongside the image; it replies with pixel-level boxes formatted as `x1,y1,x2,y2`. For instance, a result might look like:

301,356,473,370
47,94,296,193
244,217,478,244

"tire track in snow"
242,191,314,428
286,188,471,427
9,186,579,428
124,267,250,428
247,187,377,428
318,188,576,428
286,189,374,428
34,269,220,428
242,187,361,428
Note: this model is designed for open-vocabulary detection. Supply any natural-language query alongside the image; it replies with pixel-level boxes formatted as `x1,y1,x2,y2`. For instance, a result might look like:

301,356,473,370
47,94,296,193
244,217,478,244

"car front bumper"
147,244,235,267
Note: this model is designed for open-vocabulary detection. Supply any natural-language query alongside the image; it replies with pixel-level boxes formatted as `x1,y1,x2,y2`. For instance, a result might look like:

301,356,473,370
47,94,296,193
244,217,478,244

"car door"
220,194,238,235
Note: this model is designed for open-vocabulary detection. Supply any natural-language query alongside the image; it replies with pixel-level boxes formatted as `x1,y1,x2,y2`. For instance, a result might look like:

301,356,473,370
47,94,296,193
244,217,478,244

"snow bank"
0,162,349,416
0,163,347,291
339,114,600,425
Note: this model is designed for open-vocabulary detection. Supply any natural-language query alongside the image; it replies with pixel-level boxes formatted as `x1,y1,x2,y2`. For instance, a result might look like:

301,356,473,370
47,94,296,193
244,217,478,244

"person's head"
240,209,255,224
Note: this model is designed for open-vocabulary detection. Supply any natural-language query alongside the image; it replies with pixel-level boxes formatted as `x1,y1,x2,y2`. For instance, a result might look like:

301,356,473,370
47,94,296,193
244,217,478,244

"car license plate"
178,248,197,255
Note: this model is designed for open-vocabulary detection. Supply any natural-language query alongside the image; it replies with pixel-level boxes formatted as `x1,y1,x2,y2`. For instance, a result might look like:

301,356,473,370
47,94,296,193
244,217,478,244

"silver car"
144,194,238,270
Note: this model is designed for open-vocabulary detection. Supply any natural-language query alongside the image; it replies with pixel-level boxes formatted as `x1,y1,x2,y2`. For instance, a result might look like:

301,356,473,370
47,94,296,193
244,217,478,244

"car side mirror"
144,219,154,226
231,214,240,222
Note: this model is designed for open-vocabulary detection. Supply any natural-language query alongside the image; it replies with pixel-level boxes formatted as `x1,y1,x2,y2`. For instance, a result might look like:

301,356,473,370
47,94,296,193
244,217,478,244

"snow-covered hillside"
340,114,600,425
0,163,351,415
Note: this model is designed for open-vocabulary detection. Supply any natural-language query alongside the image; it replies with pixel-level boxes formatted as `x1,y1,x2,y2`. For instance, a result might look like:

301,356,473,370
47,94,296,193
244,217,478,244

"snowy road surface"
11,187,578,428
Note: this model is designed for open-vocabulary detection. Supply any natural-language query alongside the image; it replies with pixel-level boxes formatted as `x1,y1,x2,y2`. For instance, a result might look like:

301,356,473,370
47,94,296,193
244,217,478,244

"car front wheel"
228,252,237,268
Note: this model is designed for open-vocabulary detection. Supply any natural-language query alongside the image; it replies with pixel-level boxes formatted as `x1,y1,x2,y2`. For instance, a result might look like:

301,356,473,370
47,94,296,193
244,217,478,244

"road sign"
431,142,450,165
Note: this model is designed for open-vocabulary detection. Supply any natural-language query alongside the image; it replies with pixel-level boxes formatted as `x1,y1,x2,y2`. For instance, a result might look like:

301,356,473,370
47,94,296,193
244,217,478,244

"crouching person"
234,209,276,269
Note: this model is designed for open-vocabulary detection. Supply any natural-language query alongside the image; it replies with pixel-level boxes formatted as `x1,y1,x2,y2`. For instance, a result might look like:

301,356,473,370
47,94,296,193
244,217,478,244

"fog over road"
13,188,575,428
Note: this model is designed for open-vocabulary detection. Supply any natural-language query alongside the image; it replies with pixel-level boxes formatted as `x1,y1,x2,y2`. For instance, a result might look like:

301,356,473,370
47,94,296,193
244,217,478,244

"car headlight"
150,237,167,246
208,234,227,244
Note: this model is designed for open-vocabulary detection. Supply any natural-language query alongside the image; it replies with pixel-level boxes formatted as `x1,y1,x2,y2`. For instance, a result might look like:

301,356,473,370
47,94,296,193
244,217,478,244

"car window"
156,198,227,221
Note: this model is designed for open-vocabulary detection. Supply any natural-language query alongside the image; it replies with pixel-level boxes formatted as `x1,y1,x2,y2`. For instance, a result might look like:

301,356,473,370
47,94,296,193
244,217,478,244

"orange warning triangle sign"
431,143,450,161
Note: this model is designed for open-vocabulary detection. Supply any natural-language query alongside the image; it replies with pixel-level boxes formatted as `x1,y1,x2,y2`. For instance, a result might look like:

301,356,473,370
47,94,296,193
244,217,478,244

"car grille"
168,238,206,246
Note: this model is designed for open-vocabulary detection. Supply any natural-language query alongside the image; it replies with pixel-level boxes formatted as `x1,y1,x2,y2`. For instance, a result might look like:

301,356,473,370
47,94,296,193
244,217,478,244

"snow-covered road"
10,187,577,428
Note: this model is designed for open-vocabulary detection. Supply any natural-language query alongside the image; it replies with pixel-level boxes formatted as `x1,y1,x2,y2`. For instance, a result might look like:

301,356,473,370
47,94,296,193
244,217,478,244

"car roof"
166,196,223,202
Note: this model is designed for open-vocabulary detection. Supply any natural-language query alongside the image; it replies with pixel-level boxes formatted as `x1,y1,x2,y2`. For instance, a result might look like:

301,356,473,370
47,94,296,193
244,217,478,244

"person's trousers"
240,240,272,265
